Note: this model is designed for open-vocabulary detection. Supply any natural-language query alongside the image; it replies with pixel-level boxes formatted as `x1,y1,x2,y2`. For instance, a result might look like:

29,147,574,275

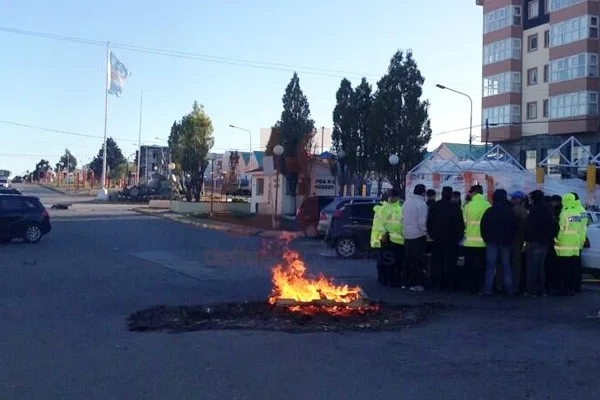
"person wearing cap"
379,188,405,286
555,193,584,295
510,190,528,294
402,184,428,291
571,192,587,292
524,190,559,297
462,185,491,294
429,186,465,291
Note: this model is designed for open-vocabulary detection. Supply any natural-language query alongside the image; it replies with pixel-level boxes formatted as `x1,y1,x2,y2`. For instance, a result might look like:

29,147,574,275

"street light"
436,84,474,153
229,124,252,153
208,155,216,217
337,150,346,196
168,162,176,201
273,145,284,228
389,154,399,193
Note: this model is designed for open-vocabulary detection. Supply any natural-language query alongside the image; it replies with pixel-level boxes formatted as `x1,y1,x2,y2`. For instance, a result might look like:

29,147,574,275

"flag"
107,51,130,96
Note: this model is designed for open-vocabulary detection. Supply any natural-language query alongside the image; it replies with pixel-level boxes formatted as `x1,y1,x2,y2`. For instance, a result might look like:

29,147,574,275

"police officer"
571,192,587,292
462,185,491,294
371,195,389,285
555,193,583,296
380,189,405,287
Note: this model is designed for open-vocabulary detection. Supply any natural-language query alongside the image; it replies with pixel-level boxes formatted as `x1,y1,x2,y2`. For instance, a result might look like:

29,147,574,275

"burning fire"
268,248,376,315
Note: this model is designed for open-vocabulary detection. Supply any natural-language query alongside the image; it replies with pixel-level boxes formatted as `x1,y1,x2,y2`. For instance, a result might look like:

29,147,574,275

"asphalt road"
1,184,600,399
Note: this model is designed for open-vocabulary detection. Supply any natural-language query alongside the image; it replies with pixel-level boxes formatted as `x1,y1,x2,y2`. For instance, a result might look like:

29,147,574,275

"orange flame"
268,249,362,305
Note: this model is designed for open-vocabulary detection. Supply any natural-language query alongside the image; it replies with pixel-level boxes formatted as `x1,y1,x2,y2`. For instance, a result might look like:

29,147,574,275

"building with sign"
248,157,337,215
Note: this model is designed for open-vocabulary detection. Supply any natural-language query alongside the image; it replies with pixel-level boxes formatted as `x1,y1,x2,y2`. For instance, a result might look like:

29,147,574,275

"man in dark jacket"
428,186,465,291
524,190,559,297
480,189,518,295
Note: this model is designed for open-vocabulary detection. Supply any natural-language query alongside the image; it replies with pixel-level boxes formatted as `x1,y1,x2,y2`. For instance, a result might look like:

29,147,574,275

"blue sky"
0,0,483,175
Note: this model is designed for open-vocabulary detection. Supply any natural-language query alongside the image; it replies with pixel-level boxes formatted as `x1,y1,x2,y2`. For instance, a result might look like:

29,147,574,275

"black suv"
326,202,380,258
0,188,22,195
0,195,51,243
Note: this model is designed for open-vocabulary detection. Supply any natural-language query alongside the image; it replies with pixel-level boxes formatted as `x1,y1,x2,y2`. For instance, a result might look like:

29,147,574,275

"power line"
0,26,481,89
0,119,137,143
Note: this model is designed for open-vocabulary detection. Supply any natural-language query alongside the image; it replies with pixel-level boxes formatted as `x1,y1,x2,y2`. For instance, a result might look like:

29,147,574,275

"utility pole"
485,118,490,152
321,126,325,154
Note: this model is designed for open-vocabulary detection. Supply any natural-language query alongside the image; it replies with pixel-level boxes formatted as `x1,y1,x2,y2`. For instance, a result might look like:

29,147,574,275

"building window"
548,0,585,13
543,99,550,117
527,102,538,119
483,38,522,65
528,34,539,51
256,178,264,196
550,53,598,82
543,65,549,82
527,68,538,85
549,91,598,119
482,72,521,97
482,104,521,126
550,15,598,47
526,150,537,171
572,145,591,172
544,0,549,14
529,0,539,19
483,5,522,34
544,30,550,47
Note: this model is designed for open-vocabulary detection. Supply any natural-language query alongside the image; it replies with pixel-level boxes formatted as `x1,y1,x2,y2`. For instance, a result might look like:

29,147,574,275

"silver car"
318,196,380,237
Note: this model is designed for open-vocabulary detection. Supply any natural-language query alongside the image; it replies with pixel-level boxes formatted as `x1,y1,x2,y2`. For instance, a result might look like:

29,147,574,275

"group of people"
370,183,589,296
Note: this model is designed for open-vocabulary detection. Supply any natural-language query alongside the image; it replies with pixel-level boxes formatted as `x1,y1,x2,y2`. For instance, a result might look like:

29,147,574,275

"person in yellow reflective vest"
555,193,583,296
370,196,388,285
380,189,405,287
462,185,491,294
571,192,587,293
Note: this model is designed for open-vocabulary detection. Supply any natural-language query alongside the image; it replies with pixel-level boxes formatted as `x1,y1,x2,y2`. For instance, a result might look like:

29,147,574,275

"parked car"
0,188,22,195
296,195,335,237
10,176,23,183
318,196,380,237
582,222,600,278
0,194,51,243
325,202,380,258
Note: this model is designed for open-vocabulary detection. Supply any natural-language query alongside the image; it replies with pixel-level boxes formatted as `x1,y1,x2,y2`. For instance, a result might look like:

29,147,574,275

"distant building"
139,145,170,183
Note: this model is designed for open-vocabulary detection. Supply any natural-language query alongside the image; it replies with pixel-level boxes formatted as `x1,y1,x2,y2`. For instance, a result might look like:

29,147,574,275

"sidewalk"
134,207,300,239
39,183,96,197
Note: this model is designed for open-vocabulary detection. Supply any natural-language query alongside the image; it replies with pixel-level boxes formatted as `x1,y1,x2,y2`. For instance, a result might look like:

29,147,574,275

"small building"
140,145,171,183
248,156,337,215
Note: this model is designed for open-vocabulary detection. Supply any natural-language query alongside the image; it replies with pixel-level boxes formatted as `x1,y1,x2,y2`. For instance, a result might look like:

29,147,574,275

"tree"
265,72,315,208
88,138,126,180
353,78,374,184
168,102,215,202
58,149,78,172
331,78,355,194
370,50,431,194
33,159,51,181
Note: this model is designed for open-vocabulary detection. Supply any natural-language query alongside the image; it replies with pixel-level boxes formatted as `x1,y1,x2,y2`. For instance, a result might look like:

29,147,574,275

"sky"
0,0,483,176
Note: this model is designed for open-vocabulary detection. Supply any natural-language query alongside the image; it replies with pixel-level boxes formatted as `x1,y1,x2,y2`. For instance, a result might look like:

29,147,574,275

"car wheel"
336,237,357,259
23,224,43,243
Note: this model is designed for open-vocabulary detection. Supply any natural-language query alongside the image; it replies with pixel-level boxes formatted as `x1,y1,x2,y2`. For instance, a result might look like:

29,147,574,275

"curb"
38,183,94,197
133,208,301,239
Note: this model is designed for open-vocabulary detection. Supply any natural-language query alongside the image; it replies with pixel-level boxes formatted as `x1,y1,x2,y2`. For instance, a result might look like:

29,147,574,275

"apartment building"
479,0,599,171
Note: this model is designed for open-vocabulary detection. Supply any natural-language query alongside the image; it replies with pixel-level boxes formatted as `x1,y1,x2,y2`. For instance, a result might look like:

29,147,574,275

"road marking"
51,215,156,222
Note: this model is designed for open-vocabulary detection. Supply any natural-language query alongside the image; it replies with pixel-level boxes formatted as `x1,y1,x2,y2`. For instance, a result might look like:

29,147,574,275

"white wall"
522,23,550,136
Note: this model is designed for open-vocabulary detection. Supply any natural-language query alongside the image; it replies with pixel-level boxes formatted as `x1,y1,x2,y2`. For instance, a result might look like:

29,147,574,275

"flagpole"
99,41,110,199
136,91,143,185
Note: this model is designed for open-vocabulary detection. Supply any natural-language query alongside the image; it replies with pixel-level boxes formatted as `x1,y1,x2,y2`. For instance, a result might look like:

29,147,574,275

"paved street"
1,184,600,399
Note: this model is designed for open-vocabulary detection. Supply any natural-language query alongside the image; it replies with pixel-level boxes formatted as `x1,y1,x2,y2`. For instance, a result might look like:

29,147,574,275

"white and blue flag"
107,51,130,96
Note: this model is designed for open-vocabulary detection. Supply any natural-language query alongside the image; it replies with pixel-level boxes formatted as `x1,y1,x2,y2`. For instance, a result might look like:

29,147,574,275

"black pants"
403,237,426,287
463,247,486,293
545,246,558,293
556,256,578,295
432,243,459,291
575,255,583,292
378,243,404,286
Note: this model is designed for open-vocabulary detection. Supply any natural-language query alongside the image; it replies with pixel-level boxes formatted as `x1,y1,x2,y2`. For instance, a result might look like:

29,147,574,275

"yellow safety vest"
462,193,491,248
555,207,583,257
382,201,404,245
574,201,588,249
370,203,387,248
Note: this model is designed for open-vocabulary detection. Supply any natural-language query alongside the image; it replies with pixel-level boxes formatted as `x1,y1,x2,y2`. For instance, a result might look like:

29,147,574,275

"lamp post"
273,144,284,229
168,162,176,202
337,150,346,196
228,125,252,153
389,154,399,193
208,155,216,217
436,84,473,153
